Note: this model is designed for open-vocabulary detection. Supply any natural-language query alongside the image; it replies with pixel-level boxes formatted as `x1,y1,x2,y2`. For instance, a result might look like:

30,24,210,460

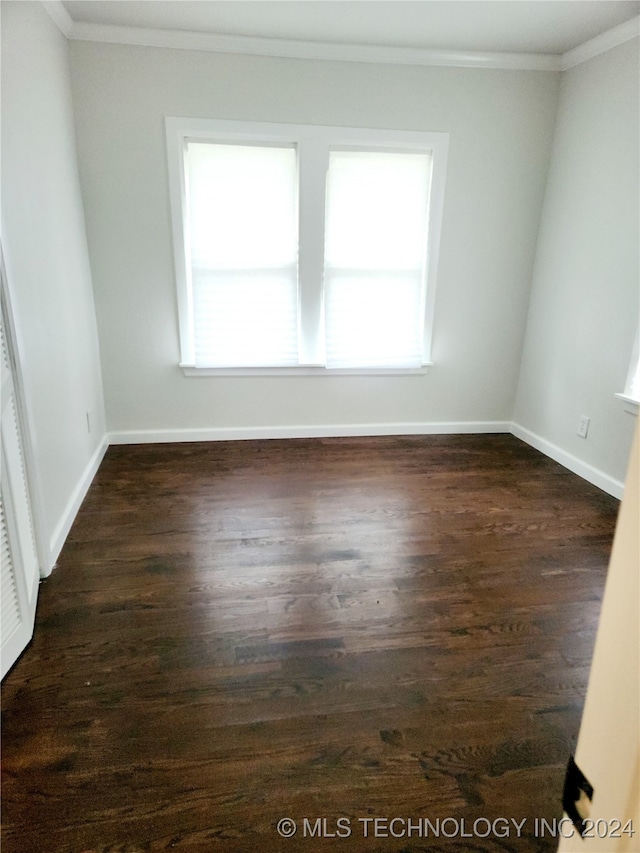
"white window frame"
616,326,639,415
165,117,449,376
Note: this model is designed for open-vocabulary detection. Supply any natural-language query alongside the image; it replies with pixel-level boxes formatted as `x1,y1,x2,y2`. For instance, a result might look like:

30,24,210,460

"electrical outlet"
577,415,590,438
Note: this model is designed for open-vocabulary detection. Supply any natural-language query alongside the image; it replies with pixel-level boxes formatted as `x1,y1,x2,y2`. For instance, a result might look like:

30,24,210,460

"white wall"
67,41,559,438
514,38,639,491
1,1,107,571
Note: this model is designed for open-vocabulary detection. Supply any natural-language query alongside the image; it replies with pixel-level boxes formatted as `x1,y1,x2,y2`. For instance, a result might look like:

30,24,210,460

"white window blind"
186,142,299,367
323,150,432,368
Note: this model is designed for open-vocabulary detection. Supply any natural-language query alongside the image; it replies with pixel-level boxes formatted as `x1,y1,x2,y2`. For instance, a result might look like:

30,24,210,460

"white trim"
70,23,533,71
615,393,639,416
40,0,74,38
180,364,431,377
46,436,108,575
108,421,511,445
561,16,640,70
165,120,193,366
63,20,561,71
620,327,640,410
511,422,624,500
40,4,638,72
36,421,623,566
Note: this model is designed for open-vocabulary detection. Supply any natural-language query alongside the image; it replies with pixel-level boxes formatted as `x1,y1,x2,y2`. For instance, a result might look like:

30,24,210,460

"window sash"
324,269,425,368
192,267,299,367
323,149,432,369
186,141,299,368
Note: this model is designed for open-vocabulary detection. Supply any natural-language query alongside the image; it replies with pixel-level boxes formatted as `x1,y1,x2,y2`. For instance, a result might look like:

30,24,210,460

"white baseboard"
45,422,621,576
511,422,624,499
45,435,109,575
108,421,512,444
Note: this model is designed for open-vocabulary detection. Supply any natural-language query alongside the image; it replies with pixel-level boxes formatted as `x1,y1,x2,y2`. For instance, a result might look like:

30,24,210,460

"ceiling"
60,1,640,57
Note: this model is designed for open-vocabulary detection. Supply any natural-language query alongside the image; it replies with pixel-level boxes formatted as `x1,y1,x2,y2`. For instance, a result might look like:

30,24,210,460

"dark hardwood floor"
1,435,620,853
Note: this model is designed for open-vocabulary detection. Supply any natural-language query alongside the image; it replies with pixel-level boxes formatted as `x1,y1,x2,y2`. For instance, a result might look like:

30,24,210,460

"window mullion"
297,139,329,366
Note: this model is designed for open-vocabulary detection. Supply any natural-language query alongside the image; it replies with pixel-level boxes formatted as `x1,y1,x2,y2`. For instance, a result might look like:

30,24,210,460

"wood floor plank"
1,435,619,852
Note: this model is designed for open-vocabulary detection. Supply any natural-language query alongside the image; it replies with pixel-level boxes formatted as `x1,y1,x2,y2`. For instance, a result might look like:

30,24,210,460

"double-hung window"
166,119,448,375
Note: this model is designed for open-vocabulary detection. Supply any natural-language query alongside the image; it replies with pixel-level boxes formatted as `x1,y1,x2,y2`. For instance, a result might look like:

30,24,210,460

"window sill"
180,363,432,377
615,393,639,415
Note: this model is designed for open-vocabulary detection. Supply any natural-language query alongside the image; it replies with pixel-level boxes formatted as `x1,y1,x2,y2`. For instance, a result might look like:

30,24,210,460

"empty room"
1,1,639,851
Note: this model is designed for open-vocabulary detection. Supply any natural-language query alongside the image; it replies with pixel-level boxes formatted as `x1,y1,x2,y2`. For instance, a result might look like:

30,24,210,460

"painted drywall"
514,38,639,487
1,1,107,571
557,425,639,853
67,40,559,436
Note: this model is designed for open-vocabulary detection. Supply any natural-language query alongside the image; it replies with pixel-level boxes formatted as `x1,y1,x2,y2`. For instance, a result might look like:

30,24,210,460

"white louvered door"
1,295,39,679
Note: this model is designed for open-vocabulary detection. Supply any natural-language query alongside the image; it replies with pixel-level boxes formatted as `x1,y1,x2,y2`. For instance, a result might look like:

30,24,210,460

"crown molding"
40,1,638,73
561,14,640,69
66,20,562,70
40,0,73,38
